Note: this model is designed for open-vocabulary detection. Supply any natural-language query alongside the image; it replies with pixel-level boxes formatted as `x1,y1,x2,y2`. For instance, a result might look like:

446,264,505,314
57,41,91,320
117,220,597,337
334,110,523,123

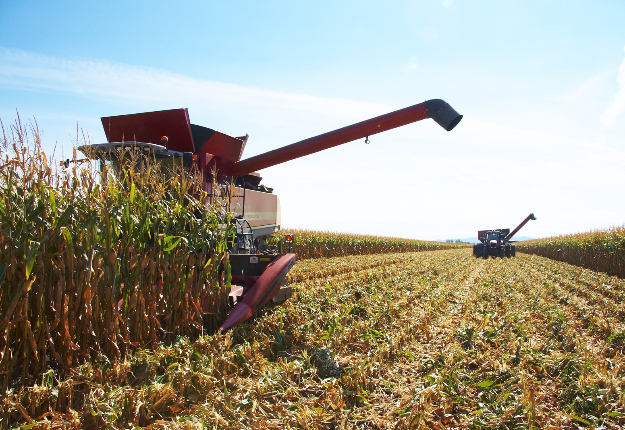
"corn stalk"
0,116,233,390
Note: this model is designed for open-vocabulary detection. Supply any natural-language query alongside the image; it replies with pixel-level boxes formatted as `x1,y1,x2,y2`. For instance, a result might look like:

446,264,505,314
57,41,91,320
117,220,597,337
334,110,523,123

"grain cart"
473,213,537,259
80,99,462,332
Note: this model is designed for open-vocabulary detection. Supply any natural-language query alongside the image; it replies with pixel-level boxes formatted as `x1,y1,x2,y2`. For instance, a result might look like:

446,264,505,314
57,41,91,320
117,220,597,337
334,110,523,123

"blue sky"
1,1,624,240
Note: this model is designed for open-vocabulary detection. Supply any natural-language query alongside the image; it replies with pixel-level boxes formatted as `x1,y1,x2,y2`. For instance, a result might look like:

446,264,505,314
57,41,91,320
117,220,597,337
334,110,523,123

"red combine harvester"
473,213,537,259
80,99,462,332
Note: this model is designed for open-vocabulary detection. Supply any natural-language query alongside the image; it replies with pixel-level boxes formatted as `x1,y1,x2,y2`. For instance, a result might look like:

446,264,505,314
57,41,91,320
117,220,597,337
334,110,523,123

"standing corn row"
269,229,466,260
0,118,233,390
517,227,625,278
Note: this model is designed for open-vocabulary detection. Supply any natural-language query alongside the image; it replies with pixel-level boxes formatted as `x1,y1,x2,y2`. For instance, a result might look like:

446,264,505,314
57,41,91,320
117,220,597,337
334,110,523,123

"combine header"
80,99,463,332
473,213,537,259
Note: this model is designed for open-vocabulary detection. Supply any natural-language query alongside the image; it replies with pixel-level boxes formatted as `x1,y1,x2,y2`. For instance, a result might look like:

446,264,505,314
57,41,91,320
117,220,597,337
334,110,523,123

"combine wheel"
483,245,489,259
511,244,516,257
473,244,477,257
499,247,505,259
505,243,511,258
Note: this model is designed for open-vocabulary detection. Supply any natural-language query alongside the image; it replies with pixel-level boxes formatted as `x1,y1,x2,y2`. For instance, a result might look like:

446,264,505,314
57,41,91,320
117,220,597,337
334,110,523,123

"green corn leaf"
476,379,495,388
49,189,56,213
369,329,385,338
61,227,74,256
0,199,7,220
562,413,592,426
54,204,74,229
129,182,136,203
164,235,181,252
25,241,39,279
25,202,44,225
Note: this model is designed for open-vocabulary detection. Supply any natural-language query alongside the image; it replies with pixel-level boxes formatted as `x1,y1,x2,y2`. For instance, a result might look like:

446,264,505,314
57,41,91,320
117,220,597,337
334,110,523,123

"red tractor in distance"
80,99,463,332
473,213,537,259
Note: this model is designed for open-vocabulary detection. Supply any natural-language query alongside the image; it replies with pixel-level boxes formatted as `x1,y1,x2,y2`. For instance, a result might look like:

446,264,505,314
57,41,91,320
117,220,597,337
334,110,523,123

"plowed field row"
6,249,625,429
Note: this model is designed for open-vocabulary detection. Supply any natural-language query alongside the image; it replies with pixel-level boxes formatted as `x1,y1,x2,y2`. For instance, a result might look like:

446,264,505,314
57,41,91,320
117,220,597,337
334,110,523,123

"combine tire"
511,244,516,257
474,243,483,258
505,243,511,258
483,245,489,259
499,247,505,259
473,244,477,257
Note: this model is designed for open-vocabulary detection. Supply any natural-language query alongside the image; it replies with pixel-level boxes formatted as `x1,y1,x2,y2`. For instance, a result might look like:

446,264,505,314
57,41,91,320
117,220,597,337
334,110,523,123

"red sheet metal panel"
478,231,487,244
101,108,195,153
197,132,247,162
219,253,296,333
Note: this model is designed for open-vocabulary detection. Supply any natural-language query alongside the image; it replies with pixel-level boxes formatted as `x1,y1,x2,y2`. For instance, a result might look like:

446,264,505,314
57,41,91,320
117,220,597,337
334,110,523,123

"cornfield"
4,116,625,428
268,229,466,259
0,117,232,392
5,249,625,428
517,226,625,278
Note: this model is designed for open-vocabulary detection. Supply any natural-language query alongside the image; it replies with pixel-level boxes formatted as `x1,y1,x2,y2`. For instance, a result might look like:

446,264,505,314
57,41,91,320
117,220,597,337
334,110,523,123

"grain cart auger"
79,99,462,332
473,213,537,259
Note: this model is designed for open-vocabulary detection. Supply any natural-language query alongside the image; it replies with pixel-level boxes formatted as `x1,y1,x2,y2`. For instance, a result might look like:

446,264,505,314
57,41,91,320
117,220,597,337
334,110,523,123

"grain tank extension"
80,99,463,332
473,213,537,259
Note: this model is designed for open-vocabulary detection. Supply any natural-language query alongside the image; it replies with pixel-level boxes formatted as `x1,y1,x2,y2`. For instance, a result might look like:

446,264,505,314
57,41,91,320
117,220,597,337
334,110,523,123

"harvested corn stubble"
6,249,625,428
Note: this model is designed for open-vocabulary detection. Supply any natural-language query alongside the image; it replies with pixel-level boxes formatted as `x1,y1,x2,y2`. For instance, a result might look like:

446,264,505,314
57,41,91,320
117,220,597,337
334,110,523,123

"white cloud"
404,60,419,74
601,46,625,127
0,47,392,126
559,70,613,102
0,47,406,160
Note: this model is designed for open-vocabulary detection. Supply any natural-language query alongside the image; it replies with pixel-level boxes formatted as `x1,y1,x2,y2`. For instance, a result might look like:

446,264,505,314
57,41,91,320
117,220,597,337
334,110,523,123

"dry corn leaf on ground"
5,248,625,428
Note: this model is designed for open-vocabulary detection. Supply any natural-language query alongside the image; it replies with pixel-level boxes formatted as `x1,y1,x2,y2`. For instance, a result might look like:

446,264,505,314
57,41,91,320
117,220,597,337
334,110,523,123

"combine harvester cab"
80,99,463,332
473,213,537,259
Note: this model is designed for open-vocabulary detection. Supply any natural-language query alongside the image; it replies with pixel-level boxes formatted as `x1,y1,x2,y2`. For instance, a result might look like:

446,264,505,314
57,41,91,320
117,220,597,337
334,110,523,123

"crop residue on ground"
6,249,625,428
